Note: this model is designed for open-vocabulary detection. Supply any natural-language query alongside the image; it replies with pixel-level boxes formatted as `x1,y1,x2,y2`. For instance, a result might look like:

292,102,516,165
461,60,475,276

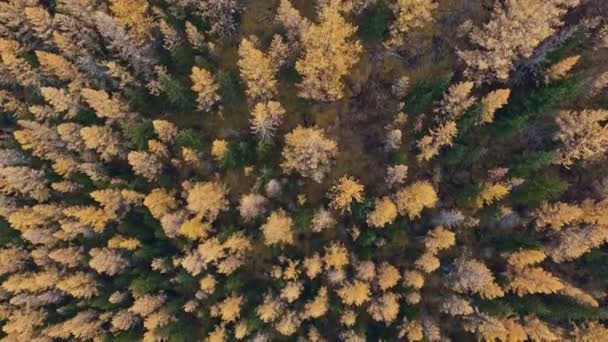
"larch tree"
480,88,511,123
281,126,338,183
386,0,438,48
366,197,398,228
260,209,294,246
459,0,580,82
329,175,365,213
553,109,608,166
190,66,220,112
186,181,228,221
295,0,362,101
250,101,285,143
237,37,278,101
395,181,438,219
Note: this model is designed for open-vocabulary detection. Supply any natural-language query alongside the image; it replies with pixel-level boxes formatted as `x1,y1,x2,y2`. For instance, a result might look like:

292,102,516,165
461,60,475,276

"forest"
0,0,608,340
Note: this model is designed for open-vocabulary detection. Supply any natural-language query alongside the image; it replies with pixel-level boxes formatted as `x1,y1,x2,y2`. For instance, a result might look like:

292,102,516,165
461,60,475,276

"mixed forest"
1,0,608,340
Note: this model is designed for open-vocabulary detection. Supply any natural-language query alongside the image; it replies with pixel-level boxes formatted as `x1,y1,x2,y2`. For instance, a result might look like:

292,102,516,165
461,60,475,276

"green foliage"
294,207,313,233
217,70,246,112
442,144,487,166
129,272,168,296
508,150,556,178
158,72,196,111
511,175,569,207
176,128,206,150
121,120,155,150
123,87,156,115
493,77,582,140
358,1,389,46
223,140,256,170
0,219,21,246
405,73,452,113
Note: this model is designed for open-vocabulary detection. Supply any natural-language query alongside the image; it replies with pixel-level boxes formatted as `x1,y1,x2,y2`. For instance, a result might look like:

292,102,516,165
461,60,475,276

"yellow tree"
554,109,608,166
190,66,220,112
281,126,338,183
367,197,398,228
260,209,294,246
338,280,371,306
395,181,438,219
386,0,438,48
237,38,277,101
250,101,285,143
329,175,364,213
424,226,456,254
480,88,511,123
186,181,228,221
459,0,580,82
507,267,564,296
109,0,154,40
295,0,362,101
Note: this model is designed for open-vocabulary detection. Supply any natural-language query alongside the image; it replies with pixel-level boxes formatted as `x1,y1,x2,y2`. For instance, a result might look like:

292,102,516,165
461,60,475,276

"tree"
534,201,583,231
368,292,400,324
109,0,154,40
329,175,365,213
506,250,546,269
459,0,580,82
250,101,285,143
395,181,438,219
480,89,511,123
238,193,268,222
260,209,294,246
295,0,362,101
56,272,99,299
81,88,128,121
304,286,328,319
440,296,474,316
281,126,338,183
128,151,162,181
89,247,129,276
547,55,580,81
238,38,278,101
386,0,438,48
424,226,456,254
338,280,371,306
436,81,476,121
211,294,242,323
449,257,504,299
190,66,220,112
377,263,401,291
186,182,228,221
366,197,398,228
554,109,608,166
417,121,458,161
144,189,177,219
507,267,564,296
0,166,50,201
80,125,126,161
324,242,349,270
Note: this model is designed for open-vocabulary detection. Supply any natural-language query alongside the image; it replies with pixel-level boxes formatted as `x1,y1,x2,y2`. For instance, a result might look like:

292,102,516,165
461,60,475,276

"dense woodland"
0,0,608,340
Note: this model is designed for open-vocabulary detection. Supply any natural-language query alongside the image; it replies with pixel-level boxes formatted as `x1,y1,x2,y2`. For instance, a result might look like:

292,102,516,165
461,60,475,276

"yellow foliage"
186,181,228,221
281,126,338,183
323,242,349,270
329,175,364,213
108,235,141,250
415,252,440,273
35,50,80,81
338,280,371,306
403,270,425,289
534,201,583,231
190,66,220,112
144,188,177,219
377,263,401,291
507,267,564,296
260,209,294,246
295,0,362,101
211,139,228,161
395,181,438,219
109,0,154,39
481,88,511,123
238,38,277,101
424,226,456,254
547,55,580,81
366,197,397,228
304,287,328,318
506,249,546,269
